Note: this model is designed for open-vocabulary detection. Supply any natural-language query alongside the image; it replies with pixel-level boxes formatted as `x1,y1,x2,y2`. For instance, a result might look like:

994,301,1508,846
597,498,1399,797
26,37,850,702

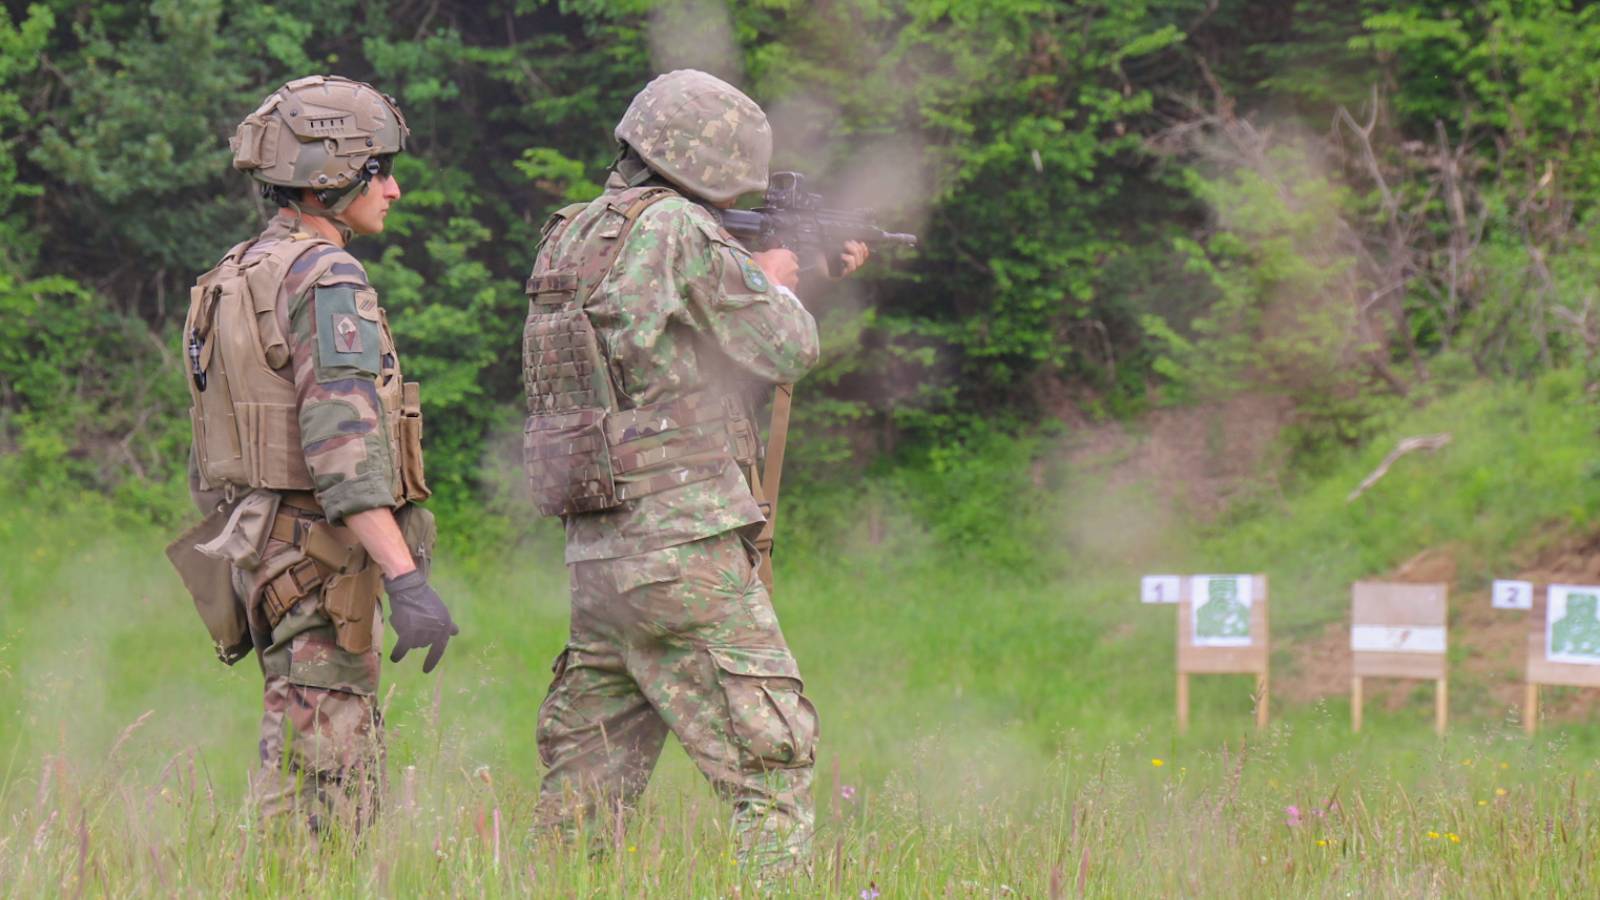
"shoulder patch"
736,254,771,293
313,284,382,382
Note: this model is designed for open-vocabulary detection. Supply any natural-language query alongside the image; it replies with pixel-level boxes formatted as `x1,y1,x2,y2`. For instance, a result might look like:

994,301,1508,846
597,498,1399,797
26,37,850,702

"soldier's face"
340,172,403,236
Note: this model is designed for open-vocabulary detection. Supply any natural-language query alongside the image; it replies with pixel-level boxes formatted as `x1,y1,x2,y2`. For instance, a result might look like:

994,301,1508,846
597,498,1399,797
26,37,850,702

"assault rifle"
718,172,915,590
717,171,918,276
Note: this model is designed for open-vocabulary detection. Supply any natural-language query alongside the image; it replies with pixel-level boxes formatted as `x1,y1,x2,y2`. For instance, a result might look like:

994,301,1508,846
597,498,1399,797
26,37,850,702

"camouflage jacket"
547,173,820,561
252,215,401,523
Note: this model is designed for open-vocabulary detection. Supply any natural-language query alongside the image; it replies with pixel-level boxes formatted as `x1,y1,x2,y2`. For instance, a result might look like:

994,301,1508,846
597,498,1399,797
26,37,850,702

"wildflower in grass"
1285,805,1302,827
1316,839,1328,847
1448,833,1460,843
1495,787,1507,797
1151,758,1164,767
1427,831,1440,840
840,785,857,801
860,885,880,900
1500,762,1509,770
1477,800,1487,806
1460,758,1473,767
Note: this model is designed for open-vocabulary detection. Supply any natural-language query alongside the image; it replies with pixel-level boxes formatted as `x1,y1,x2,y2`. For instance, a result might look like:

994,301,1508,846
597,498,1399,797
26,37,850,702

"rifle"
720,172,917,589
717,171,918,276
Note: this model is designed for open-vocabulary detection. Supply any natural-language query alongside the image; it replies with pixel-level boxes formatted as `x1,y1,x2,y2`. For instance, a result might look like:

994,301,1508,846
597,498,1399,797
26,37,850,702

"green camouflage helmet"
230,75,408,192
614,69,772,205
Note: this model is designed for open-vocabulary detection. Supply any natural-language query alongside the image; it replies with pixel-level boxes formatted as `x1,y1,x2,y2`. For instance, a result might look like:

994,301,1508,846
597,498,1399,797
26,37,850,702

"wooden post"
1177,672,1190,735
1434,678,1448,736
1351,676,1363,733
1255,671,1270,731
1524,683,1538,736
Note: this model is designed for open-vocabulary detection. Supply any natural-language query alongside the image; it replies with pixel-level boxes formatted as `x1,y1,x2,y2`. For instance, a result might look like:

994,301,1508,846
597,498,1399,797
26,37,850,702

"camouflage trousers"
533,530,819,872
252,588,385,834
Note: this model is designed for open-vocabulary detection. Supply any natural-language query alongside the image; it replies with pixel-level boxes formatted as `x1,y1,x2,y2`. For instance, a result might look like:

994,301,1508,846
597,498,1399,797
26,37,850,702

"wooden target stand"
1175,574,1270,735
1349,582,1449,735
1522,582,1600,735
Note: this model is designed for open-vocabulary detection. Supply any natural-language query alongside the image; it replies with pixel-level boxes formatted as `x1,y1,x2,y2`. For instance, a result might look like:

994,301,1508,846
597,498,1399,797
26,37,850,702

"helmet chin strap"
286,179,368,244
613,143,659,188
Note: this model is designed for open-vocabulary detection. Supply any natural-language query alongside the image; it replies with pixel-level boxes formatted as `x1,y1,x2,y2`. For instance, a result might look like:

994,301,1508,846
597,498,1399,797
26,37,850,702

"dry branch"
1346,433,1453,502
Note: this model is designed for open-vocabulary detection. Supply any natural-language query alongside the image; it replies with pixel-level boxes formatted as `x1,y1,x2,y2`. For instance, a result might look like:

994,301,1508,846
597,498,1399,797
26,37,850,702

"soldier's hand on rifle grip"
384,569,458,673
752,248,800,291
835,240,871,278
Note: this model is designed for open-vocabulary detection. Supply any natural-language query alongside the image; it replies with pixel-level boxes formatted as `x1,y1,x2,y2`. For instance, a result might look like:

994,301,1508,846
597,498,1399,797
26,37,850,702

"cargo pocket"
610,545,681,595
536,648,573,769
708,647,818,771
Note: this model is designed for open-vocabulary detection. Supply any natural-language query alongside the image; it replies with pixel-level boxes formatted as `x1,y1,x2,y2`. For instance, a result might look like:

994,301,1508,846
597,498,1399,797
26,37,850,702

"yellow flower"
1477,800,1487,807
1460,759,1474,767
1427,831,1440,839
1316,839,1328,847
1499,762,1510,770
1151,758,1164,767
1448,833,1460,844
1494,787,1508,797
628,846,637,853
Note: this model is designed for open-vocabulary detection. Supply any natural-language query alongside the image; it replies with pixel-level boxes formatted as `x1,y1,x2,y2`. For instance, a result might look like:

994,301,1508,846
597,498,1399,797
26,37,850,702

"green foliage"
5,0,1600,517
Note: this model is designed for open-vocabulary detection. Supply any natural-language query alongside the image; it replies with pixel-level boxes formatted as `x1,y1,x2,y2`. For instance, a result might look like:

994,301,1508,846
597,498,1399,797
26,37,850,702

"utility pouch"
523,408,618,516
323,560,382,655
166,508,252,665
194,490,279,571
395,503,438,579
398,381,431,502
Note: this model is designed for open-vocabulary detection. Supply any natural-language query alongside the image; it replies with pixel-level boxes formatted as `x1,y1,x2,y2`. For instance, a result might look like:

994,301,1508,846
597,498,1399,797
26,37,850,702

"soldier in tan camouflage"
174,76,456,835
522,69,869,875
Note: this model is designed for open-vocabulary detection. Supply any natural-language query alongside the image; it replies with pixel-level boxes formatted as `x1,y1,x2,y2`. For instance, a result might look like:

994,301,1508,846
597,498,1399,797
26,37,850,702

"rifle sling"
753,382,794,590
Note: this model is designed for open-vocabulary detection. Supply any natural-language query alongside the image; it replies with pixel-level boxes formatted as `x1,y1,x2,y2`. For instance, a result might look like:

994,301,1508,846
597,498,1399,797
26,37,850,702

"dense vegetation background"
5,0,1600,533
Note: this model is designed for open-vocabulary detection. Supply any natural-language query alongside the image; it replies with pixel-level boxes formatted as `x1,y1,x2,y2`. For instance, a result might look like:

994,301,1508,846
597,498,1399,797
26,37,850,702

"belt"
267,503,321,546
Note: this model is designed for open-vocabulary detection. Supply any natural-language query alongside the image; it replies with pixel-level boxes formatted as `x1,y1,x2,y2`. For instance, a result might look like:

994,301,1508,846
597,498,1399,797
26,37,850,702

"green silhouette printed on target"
1194,576,1251,646
1549,591,1600,664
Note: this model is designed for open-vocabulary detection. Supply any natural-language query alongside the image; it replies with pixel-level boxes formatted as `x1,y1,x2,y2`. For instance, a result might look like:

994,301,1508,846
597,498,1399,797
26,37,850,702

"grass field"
6,371,1600,896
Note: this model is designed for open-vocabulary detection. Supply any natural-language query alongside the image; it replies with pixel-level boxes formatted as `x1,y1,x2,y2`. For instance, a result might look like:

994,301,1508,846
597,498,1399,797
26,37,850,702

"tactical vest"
521,186,758,517
184,230,428,503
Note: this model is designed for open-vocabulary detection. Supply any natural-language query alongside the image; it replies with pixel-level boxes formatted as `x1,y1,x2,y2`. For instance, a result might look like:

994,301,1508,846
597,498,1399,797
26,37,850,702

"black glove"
384,569,458,674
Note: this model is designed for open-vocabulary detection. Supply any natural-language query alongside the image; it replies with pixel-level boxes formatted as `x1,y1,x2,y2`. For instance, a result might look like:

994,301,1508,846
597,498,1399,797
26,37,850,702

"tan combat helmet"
614,69,772,205
230,75,408,214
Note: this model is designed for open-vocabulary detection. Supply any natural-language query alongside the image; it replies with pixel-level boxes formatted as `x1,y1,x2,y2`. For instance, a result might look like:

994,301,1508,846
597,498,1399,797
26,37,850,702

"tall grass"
4,371,1600,895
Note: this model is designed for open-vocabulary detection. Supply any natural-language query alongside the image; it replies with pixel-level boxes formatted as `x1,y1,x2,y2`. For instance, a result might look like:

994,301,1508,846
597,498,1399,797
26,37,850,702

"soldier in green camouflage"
524,69,869,875
182,76,456,834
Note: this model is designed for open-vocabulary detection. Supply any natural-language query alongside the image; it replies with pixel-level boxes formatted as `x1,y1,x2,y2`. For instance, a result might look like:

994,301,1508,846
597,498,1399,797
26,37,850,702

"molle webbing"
520,186,754,517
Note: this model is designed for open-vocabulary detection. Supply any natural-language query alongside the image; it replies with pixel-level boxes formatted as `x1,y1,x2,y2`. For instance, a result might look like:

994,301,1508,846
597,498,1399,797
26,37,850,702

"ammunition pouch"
165,505,253,666
395,503,438,580
398,381,431,502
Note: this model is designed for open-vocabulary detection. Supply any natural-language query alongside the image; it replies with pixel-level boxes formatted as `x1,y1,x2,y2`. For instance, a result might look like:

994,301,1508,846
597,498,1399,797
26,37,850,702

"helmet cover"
614,69,771,204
